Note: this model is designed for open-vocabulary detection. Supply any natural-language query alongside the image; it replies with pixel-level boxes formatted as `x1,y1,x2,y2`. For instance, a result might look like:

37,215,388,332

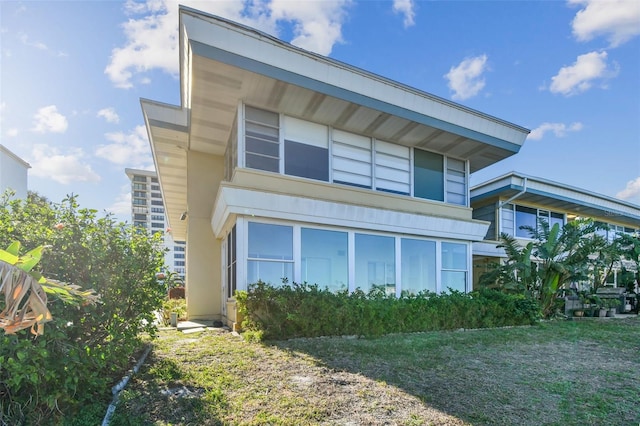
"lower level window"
247,222,293,286
441,242,467,293
401,238,436,294
301,228,348,292
355,233,395,295
243,221,469,295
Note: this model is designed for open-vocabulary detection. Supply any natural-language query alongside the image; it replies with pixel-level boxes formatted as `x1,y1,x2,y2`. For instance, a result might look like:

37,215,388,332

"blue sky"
1,0,639,222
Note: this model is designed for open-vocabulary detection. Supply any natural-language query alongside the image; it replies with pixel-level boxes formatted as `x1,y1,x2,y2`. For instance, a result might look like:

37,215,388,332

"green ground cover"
104,317,640,425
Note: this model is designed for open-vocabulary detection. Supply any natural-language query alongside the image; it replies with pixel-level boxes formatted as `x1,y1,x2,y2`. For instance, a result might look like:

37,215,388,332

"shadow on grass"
270,319,640,426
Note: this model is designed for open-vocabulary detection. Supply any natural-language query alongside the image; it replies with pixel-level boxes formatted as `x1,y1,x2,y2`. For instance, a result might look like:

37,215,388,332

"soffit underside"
188,55,514,172
147,123,188,239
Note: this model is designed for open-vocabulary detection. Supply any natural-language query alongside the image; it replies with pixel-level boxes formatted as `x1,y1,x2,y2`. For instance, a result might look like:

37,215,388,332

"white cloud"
616,177,640,202
392,0,416,28
270,0,350,55
107,188,132,216
97,107,120,123
528,122,583,140
106,0,351,89
19,33,47,50
549,51,617,96
570,0,640,48
444,54,489,101
95,125,153,168
19,33,67,57
6,128,18,137
32,105,68,133
29,145,101,184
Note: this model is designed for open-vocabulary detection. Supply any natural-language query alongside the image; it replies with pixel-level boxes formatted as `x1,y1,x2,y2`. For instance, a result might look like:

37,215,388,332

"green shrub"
161,298,187,325
236,281,541,340
0,192,166,424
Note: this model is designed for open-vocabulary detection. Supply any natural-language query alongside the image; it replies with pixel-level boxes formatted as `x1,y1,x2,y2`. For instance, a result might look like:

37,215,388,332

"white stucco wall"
0,145,30,200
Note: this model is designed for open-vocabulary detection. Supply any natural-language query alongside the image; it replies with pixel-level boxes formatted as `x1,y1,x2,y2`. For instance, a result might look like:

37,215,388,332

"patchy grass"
108,318,640,425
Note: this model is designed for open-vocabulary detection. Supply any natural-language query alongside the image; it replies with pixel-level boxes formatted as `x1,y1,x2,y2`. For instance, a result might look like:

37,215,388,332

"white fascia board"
0,144,31,169
525,178,640,220
472,171,640,221
179,8,529,150
140,99,188,130
211,186,489,242
473,241,507,258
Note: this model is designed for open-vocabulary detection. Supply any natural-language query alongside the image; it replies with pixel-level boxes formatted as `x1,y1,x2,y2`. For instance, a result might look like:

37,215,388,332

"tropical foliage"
0,192,166,424
0,242,99,335
479,218,638,317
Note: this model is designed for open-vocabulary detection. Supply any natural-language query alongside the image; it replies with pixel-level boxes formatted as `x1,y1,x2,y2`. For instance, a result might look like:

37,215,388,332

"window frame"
239,218,470,296
240,104,469,207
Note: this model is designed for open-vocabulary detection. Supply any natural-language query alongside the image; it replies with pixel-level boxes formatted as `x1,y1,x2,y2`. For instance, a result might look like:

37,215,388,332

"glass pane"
414,149,444,201
442,271,467,293
301,228,348,292
248,222,293,260
501,204,515,236
442,242,467,270
515,206,537,237
355,233,395,295
284,140,329,181
247,261,292,287
550,212,564,230
245,153,279,172
401,238,436,294
245,106,278,127
246,136,279,157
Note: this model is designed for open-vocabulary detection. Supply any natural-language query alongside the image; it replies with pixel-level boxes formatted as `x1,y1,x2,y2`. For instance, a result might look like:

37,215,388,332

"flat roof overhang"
471,172,640,228
143,6,531,238
140,99,189,239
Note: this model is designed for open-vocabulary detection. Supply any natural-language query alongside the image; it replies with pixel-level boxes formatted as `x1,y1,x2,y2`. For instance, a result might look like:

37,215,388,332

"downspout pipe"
498,176,528,208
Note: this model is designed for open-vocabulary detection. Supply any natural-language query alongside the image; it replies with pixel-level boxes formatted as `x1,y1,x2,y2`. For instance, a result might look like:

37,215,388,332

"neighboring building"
0,144,30,200
140,6,530,326
471,172,640,287
125,168,186,279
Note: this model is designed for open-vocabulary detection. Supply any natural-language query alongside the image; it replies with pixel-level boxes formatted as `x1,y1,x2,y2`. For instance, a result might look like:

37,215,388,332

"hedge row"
236,281,541,340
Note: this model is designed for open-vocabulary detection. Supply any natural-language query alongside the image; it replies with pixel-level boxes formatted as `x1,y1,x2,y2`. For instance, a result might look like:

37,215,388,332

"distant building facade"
0,144,30,200
125,168,186,279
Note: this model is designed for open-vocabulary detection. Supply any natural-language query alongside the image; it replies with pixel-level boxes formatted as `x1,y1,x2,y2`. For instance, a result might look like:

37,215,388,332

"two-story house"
141,6,530,327
471,172,640,288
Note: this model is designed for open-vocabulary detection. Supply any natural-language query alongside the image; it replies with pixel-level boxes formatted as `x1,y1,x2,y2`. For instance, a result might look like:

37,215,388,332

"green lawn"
107,318,640,425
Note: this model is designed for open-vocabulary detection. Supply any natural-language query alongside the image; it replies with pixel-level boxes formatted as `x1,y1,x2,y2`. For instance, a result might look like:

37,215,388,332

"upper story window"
502,204,565,238
242,105,468,206
332,129,372,189
596,222,637,242
414,149,444,202
133,176,146,183
133,183,147,190
284,116,329,181
375,140,410,195
244,106,279,173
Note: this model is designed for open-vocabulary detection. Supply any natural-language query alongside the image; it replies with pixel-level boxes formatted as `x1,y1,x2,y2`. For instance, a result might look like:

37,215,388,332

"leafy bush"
236,281,541,340
0,192,166,424
161,298,187,326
